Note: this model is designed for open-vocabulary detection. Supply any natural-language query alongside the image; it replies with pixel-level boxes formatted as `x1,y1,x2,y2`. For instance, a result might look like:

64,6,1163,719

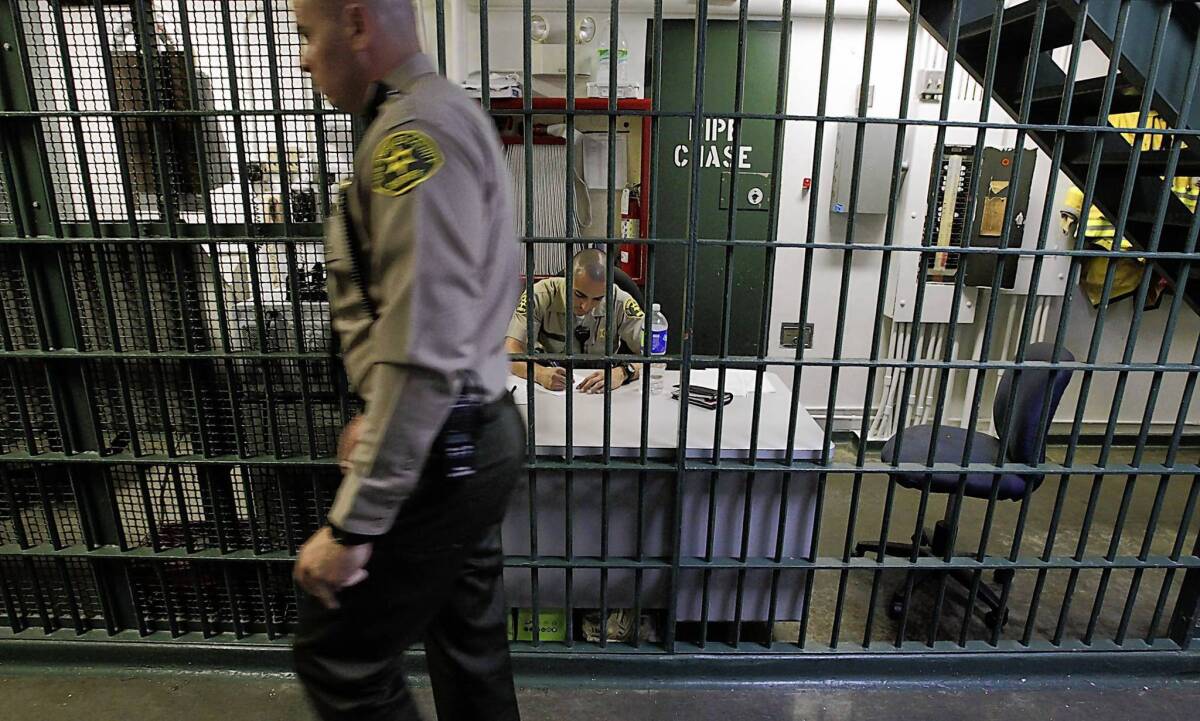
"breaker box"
830,122,909,216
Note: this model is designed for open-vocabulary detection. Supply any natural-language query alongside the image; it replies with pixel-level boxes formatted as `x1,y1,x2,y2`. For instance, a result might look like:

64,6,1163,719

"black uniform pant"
294,396,524,721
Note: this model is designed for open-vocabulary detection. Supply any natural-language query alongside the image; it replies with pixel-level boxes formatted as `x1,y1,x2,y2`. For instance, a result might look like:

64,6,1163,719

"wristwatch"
619,363,637,386
329,524,375,546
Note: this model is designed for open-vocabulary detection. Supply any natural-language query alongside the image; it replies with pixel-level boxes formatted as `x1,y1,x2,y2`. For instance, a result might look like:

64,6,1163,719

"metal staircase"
901,0,1200,311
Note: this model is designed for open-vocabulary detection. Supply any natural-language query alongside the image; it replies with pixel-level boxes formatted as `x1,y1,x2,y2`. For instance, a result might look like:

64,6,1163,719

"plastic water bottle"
593,23,629,89
649,303,668,395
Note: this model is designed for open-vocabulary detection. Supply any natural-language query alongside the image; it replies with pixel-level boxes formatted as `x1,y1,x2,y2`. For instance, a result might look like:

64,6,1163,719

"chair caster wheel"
984,609,1009,630
887,598,905,621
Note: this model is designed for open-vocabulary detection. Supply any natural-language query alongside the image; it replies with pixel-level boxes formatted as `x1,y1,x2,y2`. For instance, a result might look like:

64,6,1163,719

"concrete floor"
3,443,1198,720
2,668,1198,721
796,442,1199,647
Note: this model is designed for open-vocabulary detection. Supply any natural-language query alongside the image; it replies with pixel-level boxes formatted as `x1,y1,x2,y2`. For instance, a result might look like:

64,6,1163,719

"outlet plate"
780,322,814,349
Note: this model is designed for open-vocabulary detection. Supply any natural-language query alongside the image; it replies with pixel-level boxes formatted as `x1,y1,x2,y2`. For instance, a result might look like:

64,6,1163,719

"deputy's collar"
381,53,437,94
363,54,437,123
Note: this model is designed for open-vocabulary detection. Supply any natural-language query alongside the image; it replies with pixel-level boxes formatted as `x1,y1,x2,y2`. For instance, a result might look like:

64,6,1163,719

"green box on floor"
516,608,567,642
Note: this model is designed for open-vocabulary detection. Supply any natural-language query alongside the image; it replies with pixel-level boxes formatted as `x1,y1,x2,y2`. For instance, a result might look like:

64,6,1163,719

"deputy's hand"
536,366,568,391
578,367,626,394
337,416,365,473
294,527,372,610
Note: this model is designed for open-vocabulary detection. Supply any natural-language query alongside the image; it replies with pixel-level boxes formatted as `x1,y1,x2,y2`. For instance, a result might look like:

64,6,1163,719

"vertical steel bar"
0,561,22,632
3,468,29,548
664,0,710,653
222,566,244,639
478,0,490,110
913,0,1031,648
827,0,878,649
635,0,666,649
1046,0,1139,645
1168,511,1200,649
923,0,1051,646
1149,472,1200,643
1077,2,1175,645
257,564,278,640
1114,472,1172,644
169,465,195,552
983,0,1096,649
518,0,539,646
792,0,836,651
887,0,966,648
154,561,181,638
435,0,447,77
562,0,576,649
860,0,922,649
31,465,62,549
25,558,52,633
700,0,752,649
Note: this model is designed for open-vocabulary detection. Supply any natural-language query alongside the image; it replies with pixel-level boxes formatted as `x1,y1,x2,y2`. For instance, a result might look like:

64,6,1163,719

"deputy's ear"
344,2,370,52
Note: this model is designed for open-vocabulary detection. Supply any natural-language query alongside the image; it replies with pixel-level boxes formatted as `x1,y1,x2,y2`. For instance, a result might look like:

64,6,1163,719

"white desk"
502,371,830,623
515,370,828,460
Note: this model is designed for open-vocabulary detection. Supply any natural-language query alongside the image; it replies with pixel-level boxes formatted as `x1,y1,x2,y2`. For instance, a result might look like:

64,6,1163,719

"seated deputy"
505,249,646,394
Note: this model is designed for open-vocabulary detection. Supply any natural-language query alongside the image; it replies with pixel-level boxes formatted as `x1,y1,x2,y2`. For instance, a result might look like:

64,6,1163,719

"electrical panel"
926,145,975,283
926,146,1036,289
830,122,909,215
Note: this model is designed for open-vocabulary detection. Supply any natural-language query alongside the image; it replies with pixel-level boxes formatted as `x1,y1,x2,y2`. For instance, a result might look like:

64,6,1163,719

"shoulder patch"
516,290,528,315
371,130,444,196
624,297,645,320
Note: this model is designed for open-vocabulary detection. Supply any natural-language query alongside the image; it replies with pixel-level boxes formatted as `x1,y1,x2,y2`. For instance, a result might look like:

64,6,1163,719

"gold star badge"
371,130,443,196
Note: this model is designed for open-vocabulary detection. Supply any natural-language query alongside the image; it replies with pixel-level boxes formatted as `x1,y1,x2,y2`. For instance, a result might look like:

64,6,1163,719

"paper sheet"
507,370,600,399
680,369,776,396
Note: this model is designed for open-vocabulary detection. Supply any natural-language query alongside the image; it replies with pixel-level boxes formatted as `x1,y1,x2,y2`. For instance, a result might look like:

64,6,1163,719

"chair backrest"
556,263,645,311
613,267,645,310
992,342,1075,465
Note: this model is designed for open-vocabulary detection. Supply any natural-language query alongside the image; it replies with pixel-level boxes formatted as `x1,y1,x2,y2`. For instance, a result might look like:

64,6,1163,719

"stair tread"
1031,75,1139,105
1067,135,1200,175
959,0,1078,50
1064,163,1198,232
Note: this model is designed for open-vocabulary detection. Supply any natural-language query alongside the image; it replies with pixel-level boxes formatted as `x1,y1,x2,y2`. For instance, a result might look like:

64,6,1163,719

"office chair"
855,342,1075,630
612,266,646,310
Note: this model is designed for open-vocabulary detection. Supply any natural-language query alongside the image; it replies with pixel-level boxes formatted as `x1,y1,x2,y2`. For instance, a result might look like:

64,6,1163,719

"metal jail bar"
0,0,1198,659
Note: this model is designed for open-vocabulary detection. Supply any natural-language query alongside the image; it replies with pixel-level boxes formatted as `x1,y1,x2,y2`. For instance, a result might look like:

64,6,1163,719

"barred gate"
1,0,1198,663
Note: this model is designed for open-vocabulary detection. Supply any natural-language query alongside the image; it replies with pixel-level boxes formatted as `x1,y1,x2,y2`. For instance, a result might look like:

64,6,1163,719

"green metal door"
650,19,786,357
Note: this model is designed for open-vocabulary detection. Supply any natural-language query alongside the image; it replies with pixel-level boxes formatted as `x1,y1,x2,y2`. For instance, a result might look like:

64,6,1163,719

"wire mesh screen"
0,556,106,634
0,249,41,351
126,558,296,638
0,0,1199,661
0,158,13,225
109,463,337,554
0,361,63,456
0,464,86,548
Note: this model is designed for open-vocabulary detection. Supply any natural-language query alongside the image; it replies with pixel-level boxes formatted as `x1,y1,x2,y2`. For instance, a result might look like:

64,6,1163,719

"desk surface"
513,371,828,460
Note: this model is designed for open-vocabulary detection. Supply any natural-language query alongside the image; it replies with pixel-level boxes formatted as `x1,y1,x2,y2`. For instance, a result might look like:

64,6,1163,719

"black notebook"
670,384,734,410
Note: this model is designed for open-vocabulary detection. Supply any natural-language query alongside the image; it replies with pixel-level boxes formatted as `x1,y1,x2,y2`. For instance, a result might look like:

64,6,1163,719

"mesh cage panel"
0,361,63,455
110,463,337,553
0,464,85,548
0,249,41,350
0,154,13,224
0,556,105,633
128,559,296,638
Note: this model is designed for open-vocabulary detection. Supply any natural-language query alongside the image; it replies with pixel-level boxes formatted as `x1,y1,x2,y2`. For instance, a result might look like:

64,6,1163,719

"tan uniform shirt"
324,54,519,536
506,276,645,355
